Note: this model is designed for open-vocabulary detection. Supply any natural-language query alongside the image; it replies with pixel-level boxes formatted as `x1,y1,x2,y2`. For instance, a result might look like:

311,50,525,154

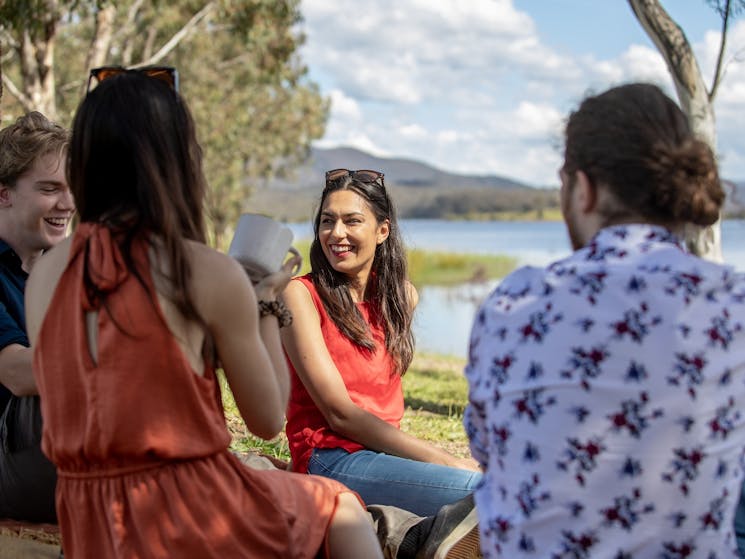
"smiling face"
318,189,389,292
0,151,75,267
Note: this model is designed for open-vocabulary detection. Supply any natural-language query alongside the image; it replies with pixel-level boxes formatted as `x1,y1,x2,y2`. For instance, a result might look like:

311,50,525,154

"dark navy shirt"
0,240,29,409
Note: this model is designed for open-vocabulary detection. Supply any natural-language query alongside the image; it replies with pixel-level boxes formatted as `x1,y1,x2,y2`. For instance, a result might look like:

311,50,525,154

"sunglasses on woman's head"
87,66,180,93
325,169,385,187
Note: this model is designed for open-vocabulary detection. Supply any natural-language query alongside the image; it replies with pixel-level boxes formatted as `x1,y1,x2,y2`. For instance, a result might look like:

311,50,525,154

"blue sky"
298,1,745,187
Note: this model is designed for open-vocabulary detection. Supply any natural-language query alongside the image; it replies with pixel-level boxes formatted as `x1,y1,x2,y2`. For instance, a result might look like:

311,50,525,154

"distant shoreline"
285,209,565,224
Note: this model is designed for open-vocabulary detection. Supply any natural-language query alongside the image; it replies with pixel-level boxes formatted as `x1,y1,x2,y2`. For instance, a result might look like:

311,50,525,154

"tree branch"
0,28,19,50
1,73,34,112
709,0,731,101
114,0,146,65
627,0,701,95
85,5,117,71
0,47,14,64
133,2,217,68
123,0,147,35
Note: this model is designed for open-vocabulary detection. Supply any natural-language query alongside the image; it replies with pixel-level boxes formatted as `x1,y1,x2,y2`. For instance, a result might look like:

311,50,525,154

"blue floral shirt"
464,224,745,559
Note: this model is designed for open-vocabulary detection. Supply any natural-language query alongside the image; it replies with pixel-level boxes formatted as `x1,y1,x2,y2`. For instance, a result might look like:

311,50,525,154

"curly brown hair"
563,83,723,227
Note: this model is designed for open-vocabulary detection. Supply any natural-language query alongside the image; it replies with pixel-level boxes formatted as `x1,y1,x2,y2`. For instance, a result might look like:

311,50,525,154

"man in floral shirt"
464,83,745,559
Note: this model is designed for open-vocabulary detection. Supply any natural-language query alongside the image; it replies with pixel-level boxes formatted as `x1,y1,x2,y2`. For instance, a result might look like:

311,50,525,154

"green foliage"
0,0,72,34
173,2,328,246
0,0,328,248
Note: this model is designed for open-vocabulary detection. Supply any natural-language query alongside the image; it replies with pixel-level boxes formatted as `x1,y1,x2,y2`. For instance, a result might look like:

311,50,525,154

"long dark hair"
68,71,207,327
563,82,723,226
310,175,414,375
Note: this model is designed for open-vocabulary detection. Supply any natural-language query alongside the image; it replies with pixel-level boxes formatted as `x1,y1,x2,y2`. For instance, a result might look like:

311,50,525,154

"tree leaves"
0,0,327,246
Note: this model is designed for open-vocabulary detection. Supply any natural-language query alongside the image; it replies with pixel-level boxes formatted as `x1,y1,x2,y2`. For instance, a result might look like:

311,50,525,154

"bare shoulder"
185,240,246,286
182,240,255,322
27,236,73,294
26,236,73,343
282,277,314,308
284,276,309,297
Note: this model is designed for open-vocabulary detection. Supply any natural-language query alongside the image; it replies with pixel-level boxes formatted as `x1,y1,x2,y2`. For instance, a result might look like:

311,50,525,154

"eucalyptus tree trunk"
628,0,723,262
79,5,117,97
17,22,59,120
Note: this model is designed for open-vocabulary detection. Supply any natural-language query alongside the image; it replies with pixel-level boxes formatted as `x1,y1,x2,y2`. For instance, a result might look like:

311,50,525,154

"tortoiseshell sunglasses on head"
325,169,385,187
87,66,179,93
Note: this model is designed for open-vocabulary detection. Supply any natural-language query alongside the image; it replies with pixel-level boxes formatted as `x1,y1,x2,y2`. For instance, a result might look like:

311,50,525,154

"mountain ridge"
268,146,537,191
248,146,744,221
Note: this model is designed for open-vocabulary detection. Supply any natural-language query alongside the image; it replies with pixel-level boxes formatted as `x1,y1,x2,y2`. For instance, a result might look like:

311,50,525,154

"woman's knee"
326,492,383,559
333,492,370,524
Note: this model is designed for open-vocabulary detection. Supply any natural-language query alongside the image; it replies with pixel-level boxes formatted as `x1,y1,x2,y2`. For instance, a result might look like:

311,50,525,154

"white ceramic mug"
228,213,301,281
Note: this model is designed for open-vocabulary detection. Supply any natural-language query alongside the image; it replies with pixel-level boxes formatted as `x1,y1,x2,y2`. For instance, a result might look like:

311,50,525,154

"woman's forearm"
329,404,472,468
257,314,290,408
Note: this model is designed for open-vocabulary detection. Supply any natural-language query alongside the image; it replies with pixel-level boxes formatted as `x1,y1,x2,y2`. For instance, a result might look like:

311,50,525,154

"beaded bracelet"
258,299,293,328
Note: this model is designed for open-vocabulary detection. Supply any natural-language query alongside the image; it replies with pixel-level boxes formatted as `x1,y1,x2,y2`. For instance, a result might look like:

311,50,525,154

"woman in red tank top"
281,169,482,518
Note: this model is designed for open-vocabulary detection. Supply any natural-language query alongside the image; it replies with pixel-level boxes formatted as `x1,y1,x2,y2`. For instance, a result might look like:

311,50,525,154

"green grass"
221,352,472,462
407,249,515,287
457,207,564,222
293,239,516,287
399,354,473,457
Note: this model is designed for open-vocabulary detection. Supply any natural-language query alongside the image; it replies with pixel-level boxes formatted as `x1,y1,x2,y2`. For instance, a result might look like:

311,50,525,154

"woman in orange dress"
24,67,383,559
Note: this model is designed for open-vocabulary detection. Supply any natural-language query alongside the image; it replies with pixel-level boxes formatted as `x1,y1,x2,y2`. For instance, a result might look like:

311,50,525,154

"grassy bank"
458,207,563,222
294,240,516,287
222,352,472,462
407,249,514,286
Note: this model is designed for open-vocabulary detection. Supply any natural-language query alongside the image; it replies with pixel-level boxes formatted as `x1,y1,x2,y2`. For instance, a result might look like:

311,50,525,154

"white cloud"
512,101,564,140
300,0,572,107
398,123,428,140
618,44,671,85
696,20,745,179
327,89,362,122
300,0,745,184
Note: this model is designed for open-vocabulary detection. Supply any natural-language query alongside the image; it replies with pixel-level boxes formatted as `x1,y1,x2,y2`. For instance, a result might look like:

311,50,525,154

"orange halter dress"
33,223,353,558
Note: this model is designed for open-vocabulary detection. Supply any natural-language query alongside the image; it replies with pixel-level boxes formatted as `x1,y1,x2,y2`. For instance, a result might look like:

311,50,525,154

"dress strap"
71,223,131,311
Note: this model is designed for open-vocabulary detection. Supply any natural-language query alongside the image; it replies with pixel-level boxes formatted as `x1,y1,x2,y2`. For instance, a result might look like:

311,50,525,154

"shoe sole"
434,507,482,559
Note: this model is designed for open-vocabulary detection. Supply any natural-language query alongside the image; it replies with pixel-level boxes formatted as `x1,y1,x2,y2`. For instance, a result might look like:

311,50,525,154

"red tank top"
285,274,404,472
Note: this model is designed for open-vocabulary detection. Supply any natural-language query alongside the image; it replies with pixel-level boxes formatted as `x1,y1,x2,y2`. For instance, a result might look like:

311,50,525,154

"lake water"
288,219,745,358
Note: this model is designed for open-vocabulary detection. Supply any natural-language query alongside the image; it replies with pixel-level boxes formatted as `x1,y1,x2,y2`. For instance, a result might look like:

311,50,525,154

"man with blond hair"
0,111,74,521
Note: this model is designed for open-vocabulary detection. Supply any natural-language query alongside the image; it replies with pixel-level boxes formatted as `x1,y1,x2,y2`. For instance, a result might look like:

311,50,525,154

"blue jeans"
307,447,481,516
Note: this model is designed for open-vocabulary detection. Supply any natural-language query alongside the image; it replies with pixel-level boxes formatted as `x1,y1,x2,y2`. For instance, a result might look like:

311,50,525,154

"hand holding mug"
228,213,301,284
253,251,303,302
